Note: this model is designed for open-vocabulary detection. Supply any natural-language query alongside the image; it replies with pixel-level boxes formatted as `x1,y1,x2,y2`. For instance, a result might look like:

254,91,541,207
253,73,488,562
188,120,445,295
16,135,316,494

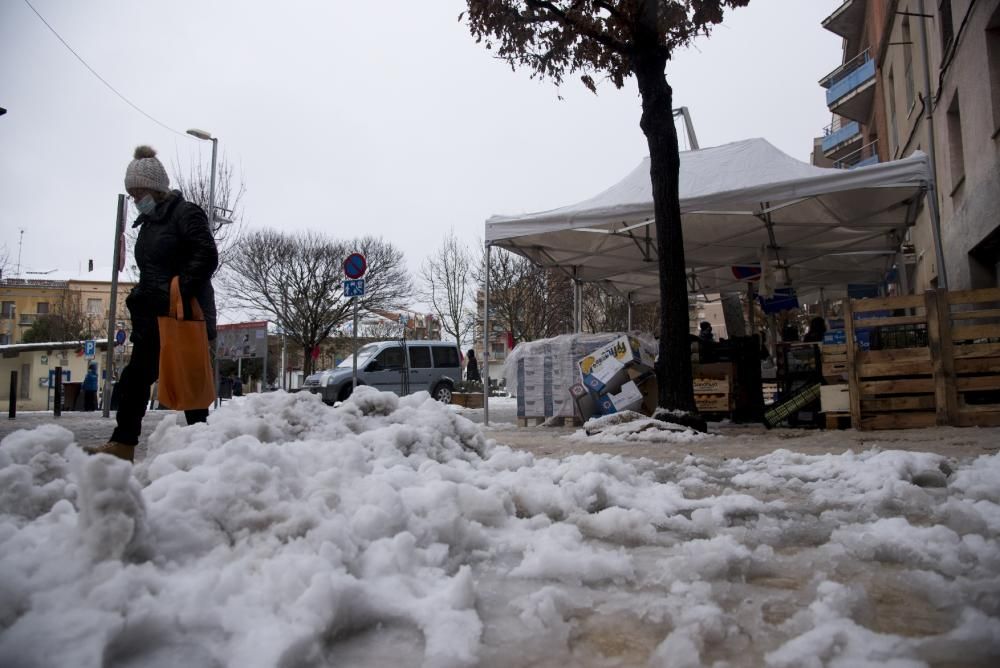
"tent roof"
486,138,928,302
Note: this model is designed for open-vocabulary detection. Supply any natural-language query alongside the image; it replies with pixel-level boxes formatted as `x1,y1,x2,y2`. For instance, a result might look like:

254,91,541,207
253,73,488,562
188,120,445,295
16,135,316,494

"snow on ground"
1,388,999,667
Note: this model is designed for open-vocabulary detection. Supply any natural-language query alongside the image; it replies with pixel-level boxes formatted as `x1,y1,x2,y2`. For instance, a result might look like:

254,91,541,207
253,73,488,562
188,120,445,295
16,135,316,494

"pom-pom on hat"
124,145,169,193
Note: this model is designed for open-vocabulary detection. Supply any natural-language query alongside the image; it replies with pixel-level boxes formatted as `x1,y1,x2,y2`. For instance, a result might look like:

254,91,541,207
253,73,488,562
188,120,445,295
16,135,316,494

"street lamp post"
186,128,220,406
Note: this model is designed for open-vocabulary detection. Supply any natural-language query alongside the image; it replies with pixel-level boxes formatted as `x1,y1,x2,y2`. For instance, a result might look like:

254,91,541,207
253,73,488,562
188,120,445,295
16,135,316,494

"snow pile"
1,389,999,667
579,411,714,444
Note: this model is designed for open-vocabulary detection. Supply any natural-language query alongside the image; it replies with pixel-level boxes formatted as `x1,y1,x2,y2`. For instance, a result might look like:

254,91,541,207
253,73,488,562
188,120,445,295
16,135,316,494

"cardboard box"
570,383,598,421
693,378,729,394
820,384,850,413
596,380,644,415
578,335,654,393
696,395,731,412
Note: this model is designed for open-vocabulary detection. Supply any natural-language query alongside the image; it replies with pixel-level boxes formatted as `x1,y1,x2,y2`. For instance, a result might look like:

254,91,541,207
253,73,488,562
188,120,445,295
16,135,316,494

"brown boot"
84,441,135,463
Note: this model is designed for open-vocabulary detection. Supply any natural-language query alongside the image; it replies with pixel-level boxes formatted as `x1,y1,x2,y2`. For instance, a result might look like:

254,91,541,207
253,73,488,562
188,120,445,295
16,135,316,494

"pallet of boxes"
506,333,658,426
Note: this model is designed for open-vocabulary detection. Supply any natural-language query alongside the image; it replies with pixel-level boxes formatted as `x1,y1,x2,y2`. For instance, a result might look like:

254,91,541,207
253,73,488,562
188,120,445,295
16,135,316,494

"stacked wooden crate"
844,287,1000,429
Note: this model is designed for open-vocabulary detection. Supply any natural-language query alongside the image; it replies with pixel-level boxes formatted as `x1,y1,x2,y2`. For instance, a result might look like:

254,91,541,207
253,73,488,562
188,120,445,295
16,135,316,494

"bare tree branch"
222,231,413,375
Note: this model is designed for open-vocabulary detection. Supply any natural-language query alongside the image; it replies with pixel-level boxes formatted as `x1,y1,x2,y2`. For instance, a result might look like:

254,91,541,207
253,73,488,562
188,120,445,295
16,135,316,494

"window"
946,94,965,192
87,298,102,315
939,0,954,51
373,345,403,369
408,346,432,369
1,301,13,318
887,71,900,155
36,302,49,315
0,333,9,345
988,6,1000,134
432,346,459,368
902,17,915,110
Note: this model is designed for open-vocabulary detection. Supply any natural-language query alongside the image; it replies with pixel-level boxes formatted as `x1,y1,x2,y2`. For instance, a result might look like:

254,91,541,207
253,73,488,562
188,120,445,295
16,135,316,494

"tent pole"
917,0,949,290
896,249,912,295
819,287,827,320
627,293,633,331
483,244,491,426
572,267,581,333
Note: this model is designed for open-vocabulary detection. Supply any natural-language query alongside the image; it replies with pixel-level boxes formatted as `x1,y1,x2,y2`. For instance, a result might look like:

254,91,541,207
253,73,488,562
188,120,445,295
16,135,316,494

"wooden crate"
844,288,1000,430
821,343,848,381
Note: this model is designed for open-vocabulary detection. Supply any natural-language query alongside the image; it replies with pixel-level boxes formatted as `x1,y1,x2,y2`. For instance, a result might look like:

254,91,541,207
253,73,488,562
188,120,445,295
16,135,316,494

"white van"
303,340,462,404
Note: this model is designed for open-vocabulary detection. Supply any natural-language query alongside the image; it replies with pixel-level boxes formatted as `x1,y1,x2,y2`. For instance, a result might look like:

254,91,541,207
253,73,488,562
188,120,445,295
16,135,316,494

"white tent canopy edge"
484,138,930,304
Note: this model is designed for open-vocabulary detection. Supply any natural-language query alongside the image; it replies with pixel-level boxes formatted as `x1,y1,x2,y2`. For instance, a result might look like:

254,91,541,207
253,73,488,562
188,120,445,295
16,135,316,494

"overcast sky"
1,0,844,291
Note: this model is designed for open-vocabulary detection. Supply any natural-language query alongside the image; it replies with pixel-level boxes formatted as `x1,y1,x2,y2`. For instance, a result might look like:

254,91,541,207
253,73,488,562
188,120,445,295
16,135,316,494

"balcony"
820,49,876,123
821,119,862,157
822,0,866,57
833,140,880,169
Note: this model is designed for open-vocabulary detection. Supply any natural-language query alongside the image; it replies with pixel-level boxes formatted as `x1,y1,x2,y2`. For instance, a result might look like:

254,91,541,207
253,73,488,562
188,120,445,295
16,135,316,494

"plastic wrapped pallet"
505,332,657,420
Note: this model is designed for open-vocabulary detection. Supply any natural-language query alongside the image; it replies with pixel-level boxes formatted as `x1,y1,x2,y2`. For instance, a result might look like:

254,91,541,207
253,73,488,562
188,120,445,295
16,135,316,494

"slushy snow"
1,388,998,667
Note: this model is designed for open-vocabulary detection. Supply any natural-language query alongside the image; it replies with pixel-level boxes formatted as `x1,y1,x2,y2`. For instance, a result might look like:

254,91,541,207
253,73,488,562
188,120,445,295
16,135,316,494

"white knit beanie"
124,145,169,192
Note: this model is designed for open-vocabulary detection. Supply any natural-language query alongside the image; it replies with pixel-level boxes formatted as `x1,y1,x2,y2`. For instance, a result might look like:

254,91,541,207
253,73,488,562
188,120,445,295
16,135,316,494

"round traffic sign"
115,329,127,346
344,253,367,279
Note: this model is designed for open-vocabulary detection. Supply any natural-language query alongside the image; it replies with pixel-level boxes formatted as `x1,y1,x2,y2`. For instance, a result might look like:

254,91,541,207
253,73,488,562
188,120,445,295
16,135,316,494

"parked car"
303,340,462,405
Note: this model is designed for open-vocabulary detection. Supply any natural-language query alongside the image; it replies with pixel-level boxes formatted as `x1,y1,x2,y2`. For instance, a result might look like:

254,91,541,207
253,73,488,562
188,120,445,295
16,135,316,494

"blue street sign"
115,329,127,346
84,340,96,358
344,278,366,297
344,253,367,279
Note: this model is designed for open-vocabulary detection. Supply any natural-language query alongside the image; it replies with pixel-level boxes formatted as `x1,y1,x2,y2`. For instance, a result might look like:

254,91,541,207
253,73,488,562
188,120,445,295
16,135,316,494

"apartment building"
0,265,134,345
817,0,1000,290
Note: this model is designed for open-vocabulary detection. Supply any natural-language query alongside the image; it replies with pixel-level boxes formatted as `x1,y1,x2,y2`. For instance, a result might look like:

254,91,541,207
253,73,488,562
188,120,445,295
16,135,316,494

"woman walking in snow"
85,146,218,462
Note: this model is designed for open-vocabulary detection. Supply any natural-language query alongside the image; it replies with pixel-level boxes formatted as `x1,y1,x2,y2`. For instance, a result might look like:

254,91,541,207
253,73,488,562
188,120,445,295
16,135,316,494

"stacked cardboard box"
507,333,657,420
571,335,658,420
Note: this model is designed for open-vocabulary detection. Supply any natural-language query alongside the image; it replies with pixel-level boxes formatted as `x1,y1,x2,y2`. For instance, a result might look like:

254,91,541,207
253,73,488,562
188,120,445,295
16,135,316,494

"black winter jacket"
126,190,219,341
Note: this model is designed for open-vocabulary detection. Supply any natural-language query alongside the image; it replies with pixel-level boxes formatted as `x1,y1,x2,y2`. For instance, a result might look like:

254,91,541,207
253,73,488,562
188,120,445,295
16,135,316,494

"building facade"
0,266,135,346
818,0,1000,291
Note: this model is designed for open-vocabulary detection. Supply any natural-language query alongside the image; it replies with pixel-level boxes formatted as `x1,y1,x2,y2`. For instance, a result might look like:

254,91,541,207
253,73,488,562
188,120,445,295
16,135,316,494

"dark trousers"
111,321,210,446
83,390,98,412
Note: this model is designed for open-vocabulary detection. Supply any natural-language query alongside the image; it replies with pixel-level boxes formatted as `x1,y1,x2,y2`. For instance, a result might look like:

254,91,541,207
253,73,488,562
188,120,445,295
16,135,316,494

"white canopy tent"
485,138,930,303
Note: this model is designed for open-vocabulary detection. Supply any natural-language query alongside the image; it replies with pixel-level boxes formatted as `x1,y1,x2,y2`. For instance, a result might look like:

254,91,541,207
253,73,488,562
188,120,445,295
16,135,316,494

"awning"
485,138,929,302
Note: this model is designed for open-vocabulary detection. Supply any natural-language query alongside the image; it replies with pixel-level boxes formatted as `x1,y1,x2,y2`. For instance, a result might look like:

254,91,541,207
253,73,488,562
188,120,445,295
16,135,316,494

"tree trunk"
633,50,696,414
302,344,313,376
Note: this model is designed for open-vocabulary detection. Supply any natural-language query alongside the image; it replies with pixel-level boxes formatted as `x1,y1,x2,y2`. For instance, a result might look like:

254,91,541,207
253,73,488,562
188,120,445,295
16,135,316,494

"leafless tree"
0,244,10,280
474,246,573,344
420,229,475,348
582,283,628,333
223,231,412,375
172,151,246,269
359,316,404,340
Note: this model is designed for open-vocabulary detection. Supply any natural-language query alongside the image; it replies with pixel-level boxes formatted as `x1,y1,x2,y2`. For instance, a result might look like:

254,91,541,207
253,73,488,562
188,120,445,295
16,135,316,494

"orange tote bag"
157,277,215,410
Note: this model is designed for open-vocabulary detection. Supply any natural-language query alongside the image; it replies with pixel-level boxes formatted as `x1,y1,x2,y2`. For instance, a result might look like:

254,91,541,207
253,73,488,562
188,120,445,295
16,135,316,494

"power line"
22,0,191,139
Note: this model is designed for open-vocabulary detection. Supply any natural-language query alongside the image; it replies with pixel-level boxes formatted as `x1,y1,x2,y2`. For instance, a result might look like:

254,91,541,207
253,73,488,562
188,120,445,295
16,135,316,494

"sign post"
103,195,126,417
344,253,367,392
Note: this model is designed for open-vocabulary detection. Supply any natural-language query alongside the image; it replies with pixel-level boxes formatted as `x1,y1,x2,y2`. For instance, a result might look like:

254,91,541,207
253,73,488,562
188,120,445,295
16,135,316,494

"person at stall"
804,316,827,343
781,323,800,342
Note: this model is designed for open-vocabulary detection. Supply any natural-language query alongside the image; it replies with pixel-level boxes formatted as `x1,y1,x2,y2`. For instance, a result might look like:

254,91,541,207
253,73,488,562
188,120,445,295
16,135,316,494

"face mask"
136,194,157,215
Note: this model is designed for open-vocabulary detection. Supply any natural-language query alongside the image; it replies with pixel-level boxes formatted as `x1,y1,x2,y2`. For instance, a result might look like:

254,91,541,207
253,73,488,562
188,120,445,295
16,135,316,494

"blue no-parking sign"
344,253,367,279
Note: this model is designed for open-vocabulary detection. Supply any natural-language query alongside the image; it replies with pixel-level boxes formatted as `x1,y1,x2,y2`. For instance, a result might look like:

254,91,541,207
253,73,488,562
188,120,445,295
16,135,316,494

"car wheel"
338,385,354,402
432,383,453,404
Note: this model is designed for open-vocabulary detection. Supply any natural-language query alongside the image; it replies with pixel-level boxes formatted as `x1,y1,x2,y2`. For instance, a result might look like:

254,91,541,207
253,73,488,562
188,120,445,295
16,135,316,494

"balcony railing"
821,119,861,153
833,140,879,169
821,49,876,106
